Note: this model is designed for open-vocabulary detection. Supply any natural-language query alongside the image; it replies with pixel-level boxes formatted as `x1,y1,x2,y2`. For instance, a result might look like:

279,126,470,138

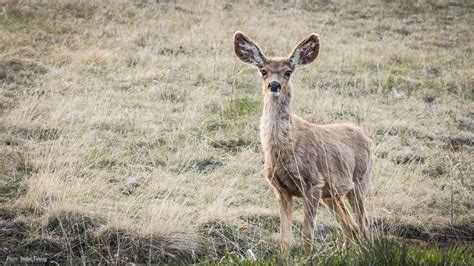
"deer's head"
234,31,320,98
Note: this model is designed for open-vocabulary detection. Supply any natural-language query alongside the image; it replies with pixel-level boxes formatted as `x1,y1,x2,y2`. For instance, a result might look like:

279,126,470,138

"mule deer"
233,32,373,253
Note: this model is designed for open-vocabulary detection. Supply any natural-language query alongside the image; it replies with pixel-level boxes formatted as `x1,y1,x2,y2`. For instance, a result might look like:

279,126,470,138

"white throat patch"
269,91,281,97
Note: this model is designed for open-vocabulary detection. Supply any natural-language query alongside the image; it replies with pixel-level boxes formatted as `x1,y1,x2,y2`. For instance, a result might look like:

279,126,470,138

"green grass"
201,239,474,265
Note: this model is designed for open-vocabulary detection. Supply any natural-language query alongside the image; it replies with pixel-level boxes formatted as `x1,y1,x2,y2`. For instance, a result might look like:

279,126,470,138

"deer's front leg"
276,188,293,254
302,187,322,253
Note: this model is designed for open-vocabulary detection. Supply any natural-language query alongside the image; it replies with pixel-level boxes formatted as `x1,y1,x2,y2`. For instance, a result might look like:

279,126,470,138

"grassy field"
0,0,473,264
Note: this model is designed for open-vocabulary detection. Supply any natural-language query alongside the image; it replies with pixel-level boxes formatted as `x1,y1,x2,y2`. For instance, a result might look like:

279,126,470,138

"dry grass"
0,0,473,263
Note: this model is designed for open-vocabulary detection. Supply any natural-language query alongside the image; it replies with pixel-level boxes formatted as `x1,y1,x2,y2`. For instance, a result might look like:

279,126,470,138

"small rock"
423,95,435,103
391,89,406,100
223,3,232,11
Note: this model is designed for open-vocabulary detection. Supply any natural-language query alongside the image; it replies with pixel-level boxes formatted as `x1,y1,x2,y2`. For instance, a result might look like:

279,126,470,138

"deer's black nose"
268,82,281,92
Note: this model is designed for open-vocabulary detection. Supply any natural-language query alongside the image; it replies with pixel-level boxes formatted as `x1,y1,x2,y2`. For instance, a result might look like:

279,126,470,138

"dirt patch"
0,58,42,111
0,58,48,86
180,159,224,173
422,161,448,178
0,207,28,236
373,127,425,143
157,46,192,56
374,126,434,142
393,153,426,165
13,126,60,141
158,89,181,102
0,207,62,263
443,134,473,151
211,139,250,152
0,207,25,260
0,91,16,112
457,119,474,132
20,237,62,261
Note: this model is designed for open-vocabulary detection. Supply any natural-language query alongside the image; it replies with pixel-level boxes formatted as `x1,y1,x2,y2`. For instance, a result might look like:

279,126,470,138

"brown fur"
234,31,373,254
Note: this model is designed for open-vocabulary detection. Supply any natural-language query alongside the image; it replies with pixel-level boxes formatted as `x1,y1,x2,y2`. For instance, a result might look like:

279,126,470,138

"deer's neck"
260,92,292,150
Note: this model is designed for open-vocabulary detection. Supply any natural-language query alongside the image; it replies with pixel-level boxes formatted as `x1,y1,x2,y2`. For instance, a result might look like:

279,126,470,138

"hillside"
0,0,473,264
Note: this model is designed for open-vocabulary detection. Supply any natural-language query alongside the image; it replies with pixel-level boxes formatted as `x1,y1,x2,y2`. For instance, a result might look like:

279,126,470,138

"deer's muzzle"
269,82,281,92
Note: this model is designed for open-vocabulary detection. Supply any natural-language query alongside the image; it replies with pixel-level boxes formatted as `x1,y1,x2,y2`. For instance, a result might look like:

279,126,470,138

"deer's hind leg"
323,196,360,245
347,184,369,238
348,158,371,238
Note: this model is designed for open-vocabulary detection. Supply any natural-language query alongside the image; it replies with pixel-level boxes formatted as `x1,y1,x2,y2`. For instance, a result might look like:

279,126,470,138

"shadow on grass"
0,207,473,264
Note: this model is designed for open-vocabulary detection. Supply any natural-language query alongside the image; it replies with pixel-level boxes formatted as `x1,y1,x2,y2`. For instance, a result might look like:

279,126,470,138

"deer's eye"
284,70,292,78
260,69,268,76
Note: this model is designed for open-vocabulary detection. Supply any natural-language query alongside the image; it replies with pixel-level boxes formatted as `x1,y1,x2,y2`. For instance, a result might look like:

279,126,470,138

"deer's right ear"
234,31,266,67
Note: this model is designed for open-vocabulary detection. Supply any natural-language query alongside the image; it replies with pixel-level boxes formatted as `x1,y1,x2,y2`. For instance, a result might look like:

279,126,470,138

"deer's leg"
276,189,293,254
302,187,322,253
348,154,371,239
323,196,360,246
347,185,369,238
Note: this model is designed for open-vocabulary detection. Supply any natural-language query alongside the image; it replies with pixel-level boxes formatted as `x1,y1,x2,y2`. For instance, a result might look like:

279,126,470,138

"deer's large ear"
234,31,266,67
288,33,320,67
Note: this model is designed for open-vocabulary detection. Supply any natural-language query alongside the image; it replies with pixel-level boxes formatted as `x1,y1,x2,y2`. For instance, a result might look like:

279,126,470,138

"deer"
233,31,373,254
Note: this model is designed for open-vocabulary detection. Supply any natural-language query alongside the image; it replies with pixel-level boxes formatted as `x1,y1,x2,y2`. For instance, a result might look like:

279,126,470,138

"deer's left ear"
288,33,320,67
